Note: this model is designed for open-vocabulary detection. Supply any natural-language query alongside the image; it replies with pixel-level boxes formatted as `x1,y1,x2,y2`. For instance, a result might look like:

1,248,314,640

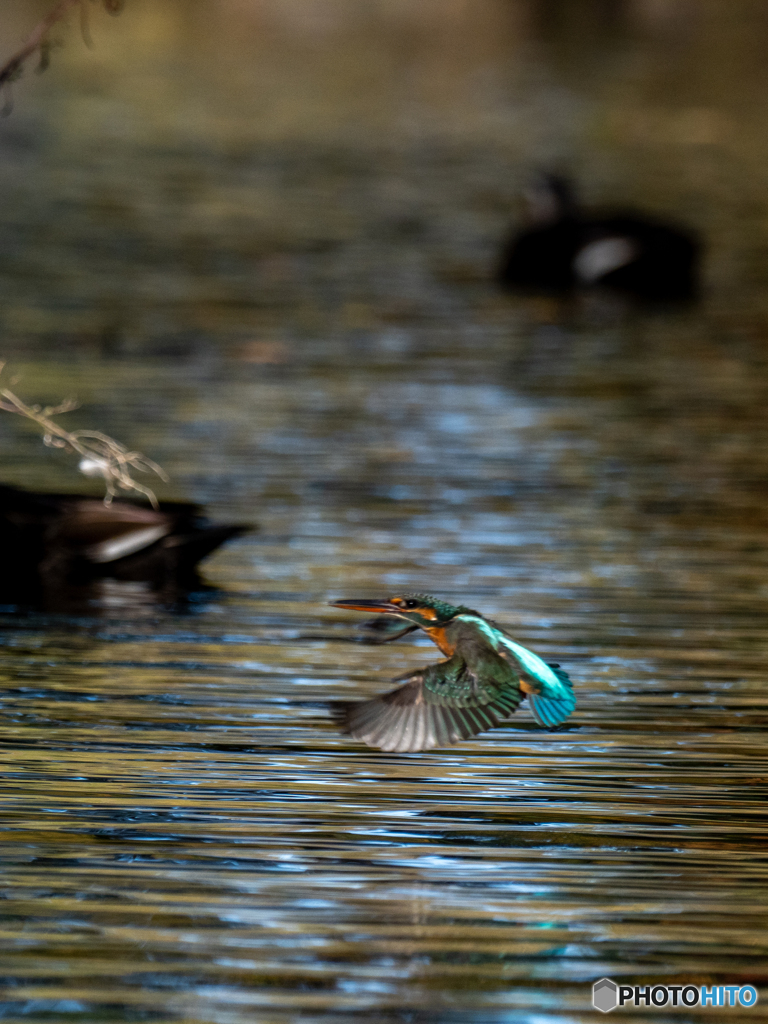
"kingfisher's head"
331,593,465,629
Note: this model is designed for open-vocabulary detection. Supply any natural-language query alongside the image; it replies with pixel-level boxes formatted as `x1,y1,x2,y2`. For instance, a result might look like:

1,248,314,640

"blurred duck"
330,594,575,752
498,174,700,301
0,483,249,605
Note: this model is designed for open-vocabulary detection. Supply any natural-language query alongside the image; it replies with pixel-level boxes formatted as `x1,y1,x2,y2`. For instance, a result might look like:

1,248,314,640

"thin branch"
0,1,125,107
79,1,94,50
0,363,168,508
0,0,80,90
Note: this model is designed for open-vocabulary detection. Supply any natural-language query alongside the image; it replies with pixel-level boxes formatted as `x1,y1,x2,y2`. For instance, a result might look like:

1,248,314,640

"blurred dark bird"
0,483,250,606
498,174,700,301
330,594,575,752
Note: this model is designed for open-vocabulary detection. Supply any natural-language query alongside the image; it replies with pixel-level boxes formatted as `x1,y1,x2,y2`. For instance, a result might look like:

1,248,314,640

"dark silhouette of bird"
330,594,575,752
0,483,249,607
498,174,700,301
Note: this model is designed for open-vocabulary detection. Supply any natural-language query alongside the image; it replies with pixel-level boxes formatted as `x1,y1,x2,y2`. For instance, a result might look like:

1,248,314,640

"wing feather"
397,707,421,753
444,705,472,741
411,705,426,753
367,705,403,748
345,700,380,733
424,707,438,751
398,707,419,752
376,708,408,752
433,706,452,747
331,665,521,752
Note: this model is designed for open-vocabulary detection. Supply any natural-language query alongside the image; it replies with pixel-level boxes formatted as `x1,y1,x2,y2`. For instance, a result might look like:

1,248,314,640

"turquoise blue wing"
497,636,576,728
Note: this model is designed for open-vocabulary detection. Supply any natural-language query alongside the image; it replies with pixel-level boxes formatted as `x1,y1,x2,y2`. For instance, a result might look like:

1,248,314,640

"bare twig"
0,363,168,508
0,0,125,109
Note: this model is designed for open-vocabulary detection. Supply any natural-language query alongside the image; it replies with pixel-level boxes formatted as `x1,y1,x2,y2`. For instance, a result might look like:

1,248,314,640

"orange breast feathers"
424,626,456,656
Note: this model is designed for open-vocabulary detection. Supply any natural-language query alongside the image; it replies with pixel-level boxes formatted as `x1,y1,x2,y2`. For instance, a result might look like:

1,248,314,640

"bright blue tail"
527,664,576,728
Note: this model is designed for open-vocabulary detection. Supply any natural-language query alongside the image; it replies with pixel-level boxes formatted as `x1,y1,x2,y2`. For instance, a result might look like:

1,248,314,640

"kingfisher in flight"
331,594,576,752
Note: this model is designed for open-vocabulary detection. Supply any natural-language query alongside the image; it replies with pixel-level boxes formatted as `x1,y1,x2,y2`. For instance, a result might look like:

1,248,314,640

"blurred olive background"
1,2,768,1023
3,0,768,365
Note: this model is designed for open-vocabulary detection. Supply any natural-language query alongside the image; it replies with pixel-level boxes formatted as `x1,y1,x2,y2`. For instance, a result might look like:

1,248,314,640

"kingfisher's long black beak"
331,598,402,614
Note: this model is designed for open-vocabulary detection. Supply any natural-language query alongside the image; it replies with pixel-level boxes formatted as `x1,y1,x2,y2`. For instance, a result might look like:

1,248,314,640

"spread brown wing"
331,670,521,753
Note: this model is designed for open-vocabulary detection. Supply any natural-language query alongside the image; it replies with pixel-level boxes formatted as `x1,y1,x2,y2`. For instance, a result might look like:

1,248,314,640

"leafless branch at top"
0,0,125,109
0,362,168,508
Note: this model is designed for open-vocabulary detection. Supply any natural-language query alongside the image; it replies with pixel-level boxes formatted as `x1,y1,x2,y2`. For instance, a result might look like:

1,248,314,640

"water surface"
0,2,767,1021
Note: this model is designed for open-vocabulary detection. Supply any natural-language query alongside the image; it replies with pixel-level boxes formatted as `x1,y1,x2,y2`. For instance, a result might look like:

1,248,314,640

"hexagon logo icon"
593,978,618,1013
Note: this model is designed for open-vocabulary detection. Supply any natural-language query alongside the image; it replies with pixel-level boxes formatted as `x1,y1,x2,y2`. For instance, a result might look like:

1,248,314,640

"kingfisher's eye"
403,599,419,609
